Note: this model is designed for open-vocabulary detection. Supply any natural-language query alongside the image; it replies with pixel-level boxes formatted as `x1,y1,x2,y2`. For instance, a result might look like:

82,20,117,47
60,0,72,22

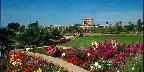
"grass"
58,34,143,48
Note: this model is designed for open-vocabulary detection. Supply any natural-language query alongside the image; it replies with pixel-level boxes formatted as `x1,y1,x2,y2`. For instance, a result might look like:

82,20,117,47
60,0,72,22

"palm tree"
106,21,109,27
106,21,109,24
128,22,132,25
119,21,122,27
119,21,122,24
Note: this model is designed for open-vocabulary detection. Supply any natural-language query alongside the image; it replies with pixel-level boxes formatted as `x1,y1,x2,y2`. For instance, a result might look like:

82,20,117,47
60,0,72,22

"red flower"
45,46,59,55
24,64,31,72
86,61,92,64
104,70,113,72
66,57,83,67
15,52,24,60
111,52,126,65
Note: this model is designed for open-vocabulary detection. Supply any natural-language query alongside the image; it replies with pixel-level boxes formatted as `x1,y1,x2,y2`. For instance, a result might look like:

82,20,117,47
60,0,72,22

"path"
56,45,71,49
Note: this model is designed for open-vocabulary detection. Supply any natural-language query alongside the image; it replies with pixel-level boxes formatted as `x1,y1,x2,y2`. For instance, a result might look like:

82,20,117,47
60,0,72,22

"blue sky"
1,0,143,27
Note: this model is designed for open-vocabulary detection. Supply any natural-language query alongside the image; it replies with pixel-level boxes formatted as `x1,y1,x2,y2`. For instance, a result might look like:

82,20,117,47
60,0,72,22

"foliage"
6,21,64,47
51,28,62,38
136,19,143,33
0,27,15,47
7,22,20,31
115,22,123,34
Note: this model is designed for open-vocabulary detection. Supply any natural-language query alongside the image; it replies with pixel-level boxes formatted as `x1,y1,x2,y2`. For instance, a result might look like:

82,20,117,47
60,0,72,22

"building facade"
80,18,94,29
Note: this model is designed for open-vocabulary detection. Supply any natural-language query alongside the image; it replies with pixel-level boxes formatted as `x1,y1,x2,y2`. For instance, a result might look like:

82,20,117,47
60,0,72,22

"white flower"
97,65,101,68
87,53,90,56
62,53,66,57
26,48,31,51
117,70,120,72
95,42,99,48
90,66,95,71
94,62,99,67
90,66,94,69
19,63,22,65
12,62,16,65
132,67,134,70
113,43,117,48
91,42,94,45
107,63,111,66
94,48,96,50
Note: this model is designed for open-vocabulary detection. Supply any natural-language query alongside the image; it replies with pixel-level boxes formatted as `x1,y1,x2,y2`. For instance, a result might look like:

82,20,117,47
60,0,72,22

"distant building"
49,25,73,29
80,18,95,29
48,18,131,32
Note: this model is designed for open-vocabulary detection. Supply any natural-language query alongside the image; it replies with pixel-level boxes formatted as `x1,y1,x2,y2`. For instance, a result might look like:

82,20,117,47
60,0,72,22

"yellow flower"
10,54,15,63
36,68,42,72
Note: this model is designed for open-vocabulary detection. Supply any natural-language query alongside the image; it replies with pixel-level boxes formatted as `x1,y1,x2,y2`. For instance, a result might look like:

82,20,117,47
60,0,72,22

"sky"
1,0,143,27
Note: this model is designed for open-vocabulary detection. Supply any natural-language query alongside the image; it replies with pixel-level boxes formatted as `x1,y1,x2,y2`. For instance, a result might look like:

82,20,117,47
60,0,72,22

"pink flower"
111,52,126,65
46,46,58,55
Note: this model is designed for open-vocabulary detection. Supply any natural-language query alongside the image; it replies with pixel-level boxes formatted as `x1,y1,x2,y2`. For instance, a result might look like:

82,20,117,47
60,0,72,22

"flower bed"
0,52,68,72
50,36,70,44
29,40,143,72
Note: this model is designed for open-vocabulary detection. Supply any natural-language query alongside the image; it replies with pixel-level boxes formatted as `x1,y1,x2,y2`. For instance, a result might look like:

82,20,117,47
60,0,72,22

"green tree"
19,25,25,32
67,26,74,33
106,21,109,24
108,24,113,34
21,21,41,46
115,22,123,34
73,24,80,33
136,19,142,33
119,21,122,25
0,27,14,47
51,28,62,38
7,22,20,31
127,23,135,33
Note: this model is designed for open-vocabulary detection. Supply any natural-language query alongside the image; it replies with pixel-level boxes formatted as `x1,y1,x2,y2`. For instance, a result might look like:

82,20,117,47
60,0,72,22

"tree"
7,22,20,31
106,21,109,24
97,24,100,27
19,21,41,46
19,25,25,32
106,21,109,27
119,21,122,25
73,24,80,33
142,21,144,30
0,27,14,47
108,24,113,34
51,28,62,37
136,19,142,33
127,22,135,33
115,22,123,34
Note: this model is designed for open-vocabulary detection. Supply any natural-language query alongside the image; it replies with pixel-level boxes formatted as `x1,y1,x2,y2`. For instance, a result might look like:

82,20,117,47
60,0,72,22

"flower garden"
28,40,143,72
0,38,143,72
0,51,68,72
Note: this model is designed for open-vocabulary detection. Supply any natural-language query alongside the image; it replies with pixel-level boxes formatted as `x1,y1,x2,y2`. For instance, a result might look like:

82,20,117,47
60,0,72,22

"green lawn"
58,34,143,48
